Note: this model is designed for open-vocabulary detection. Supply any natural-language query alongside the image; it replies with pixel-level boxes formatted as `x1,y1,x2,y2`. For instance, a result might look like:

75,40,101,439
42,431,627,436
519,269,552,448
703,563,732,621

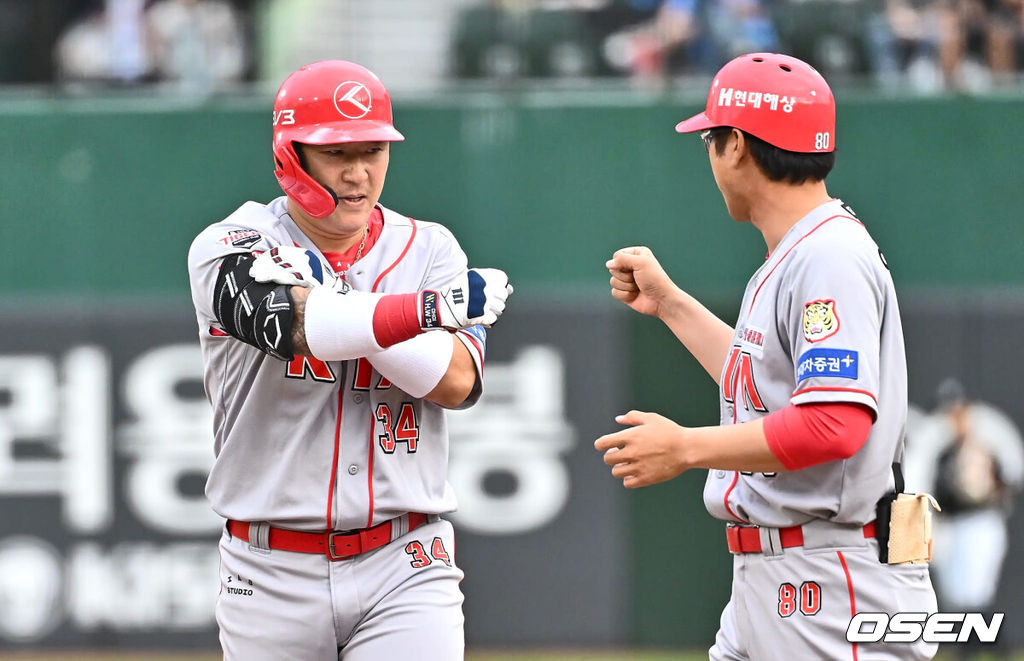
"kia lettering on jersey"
722,346,768,414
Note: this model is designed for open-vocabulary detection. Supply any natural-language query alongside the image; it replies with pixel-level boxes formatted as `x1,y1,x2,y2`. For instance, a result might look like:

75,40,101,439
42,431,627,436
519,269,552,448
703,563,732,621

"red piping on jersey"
792,386,878,405
326,388,344,530
837,551,859,661
361,216,419,530
372,218,418,292
365,419,376,529
722,472,749,523
749,215,862,314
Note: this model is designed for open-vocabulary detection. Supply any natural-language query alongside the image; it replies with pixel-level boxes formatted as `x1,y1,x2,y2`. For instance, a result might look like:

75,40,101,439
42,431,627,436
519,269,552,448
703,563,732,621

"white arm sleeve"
367,331,455,398
303,287,387,360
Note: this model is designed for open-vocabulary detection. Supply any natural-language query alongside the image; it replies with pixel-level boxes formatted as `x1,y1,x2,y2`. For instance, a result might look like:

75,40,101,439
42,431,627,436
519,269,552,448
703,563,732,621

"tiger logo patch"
803,300,839,342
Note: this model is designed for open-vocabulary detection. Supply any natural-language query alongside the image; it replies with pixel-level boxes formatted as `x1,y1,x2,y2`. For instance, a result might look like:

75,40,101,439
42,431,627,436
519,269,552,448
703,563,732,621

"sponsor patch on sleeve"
796,348,858,382
802,299,839,342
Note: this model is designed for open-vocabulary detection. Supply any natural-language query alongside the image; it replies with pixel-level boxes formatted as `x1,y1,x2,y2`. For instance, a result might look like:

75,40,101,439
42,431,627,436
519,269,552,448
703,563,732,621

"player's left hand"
420,268,513,331
249,246,350,292
594,410,689,488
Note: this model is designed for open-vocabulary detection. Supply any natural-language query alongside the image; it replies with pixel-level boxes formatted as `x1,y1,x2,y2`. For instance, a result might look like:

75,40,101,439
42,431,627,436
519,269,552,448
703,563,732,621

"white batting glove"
249,246,349,292
419,268,513,330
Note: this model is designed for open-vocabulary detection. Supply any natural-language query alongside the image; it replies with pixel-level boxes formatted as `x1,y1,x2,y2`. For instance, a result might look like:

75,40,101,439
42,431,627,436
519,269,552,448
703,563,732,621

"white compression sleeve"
303,287,386,360
368,331,455,398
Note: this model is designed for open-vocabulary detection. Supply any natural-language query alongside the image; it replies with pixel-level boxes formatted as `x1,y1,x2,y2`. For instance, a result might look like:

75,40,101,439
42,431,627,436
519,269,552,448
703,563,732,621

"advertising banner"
0,301,630,650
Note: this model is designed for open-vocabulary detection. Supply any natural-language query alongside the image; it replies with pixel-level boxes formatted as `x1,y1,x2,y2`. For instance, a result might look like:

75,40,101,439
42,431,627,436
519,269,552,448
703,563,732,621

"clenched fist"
606,246,678,318
420,268,513,330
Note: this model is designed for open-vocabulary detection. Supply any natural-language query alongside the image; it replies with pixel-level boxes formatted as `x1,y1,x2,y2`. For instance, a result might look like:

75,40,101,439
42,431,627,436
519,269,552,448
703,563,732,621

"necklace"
338,225,368,280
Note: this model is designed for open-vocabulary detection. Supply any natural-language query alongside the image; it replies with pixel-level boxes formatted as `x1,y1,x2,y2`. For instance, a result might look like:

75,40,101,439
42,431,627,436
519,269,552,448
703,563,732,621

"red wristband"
372,293,423,348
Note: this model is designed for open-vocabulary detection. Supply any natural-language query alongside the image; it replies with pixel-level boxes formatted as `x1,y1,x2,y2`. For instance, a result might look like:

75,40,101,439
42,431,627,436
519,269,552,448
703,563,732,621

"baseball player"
187,60,512,660
595,53,938,660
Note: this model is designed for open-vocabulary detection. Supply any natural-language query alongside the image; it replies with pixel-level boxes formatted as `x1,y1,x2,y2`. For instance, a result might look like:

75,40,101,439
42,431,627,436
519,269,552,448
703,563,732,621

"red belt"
228,513,429,561
726,520,876,554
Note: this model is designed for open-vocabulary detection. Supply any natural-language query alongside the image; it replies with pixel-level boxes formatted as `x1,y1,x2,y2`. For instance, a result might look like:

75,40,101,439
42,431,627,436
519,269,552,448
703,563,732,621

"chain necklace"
338,224,368,280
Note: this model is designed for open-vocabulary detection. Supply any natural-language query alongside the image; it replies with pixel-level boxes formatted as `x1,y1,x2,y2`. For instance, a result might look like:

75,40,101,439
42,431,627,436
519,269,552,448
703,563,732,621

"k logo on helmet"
334,81,372,119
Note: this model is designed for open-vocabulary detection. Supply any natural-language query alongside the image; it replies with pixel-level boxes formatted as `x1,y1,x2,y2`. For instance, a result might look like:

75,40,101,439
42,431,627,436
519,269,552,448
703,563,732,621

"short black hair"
709,127,835,184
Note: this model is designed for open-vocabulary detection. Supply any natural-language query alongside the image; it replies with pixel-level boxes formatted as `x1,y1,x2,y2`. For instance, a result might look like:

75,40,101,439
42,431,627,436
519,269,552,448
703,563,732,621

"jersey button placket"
348,465,359,475
353,394,364,404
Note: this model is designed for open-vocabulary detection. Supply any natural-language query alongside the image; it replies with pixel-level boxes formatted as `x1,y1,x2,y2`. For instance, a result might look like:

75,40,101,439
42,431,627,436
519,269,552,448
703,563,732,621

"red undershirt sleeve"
762,402,874,471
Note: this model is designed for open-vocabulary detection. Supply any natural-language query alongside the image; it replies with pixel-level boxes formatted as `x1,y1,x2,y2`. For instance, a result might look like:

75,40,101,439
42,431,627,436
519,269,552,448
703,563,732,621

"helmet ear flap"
273,141,338,219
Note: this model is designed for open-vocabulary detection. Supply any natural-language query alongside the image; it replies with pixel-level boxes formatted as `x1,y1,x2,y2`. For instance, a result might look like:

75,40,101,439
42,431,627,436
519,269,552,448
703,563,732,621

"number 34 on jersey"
287,354,421,454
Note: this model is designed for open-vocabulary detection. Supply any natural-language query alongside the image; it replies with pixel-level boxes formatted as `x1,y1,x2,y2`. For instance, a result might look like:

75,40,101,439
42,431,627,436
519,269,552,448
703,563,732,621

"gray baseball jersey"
704,198,905,527
703,198,937,661
189,197,483,660
188,196,485,532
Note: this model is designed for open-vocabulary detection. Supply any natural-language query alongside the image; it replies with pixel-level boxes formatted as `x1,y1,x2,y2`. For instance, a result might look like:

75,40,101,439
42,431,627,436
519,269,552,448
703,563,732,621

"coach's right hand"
606,247,680,318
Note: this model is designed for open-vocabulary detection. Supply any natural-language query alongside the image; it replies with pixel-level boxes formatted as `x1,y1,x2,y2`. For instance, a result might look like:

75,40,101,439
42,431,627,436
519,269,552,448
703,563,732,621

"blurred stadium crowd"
2,0,1024,94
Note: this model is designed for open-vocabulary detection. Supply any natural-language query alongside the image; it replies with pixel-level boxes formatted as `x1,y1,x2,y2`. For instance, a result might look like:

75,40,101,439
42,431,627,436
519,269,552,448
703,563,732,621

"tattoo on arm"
290,286,312,357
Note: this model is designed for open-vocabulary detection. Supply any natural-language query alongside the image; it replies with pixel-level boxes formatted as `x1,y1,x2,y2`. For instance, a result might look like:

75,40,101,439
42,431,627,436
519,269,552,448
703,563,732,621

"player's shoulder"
797,202,876,255
784,201,887,277
379,204,461,247
188,199,284,265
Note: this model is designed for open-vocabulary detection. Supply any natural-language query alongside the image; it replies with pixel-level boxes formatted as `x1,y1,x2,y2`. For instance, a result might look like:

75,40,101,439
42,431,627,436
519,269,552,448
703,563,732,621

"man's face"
705,128,750,223
299,141,390,229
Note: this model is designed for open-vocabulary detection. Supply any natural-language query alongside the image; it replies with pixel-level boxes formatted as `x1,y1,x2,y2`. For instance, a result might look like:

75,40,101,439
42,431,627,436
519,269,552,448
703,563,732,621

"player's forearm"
682,419,786,473
289,285,313,356
292,285,478,406
368,332,476,407
424,339,477,408
657,287,734,384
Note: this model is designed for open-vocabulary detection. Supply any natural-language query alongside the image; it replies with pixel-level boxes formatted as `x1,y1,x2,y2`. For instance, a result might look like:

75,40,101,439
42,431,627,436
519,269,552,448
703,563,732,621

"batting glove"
419,268,513,330
249,246,350,293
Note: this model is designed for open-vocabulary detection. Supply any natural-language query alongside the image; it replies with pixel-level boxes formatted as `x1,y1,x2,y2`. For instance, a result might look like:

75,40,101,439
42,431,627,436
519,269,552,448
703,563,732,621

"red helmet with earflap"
272,60,405,218
675,52,835,153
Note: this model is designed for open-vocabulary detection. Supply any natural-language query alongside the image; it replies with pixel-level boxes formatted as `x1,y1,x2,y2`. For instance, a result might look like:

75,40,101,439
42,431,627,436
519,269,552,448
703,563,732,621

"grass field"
0,654,698,661
0,652,1019,661
0,653,696,661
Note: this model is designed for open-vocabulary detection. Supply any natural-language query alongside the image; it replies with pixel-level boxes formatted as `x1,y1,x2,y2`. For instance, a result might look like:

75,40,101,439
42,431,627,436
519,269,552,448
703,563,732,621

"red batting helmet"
272,60,405,218
675,53,835,153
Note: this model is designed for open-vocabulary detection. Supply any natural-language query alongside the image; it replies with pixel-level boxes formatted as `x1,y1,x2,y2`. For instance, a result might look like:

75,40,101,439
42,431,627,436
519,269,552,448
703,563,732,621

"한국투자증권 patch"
796,348,858,382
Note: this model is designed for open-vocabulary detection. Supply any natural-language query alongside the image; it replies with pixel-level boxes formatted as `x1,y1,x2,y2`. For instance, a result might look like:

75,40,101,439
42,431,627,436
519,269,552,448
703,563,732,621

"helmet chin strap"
322,184,340,208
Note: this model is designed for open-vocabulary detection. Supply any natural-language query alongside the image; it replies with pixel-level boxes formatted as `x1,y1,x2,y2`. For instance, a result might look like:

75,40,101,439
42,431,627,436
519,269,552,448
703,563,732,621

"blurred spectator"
704,0,779,65
906,378,1024,660
602,0,702,81
868,0,1024,92
54,0,248,90
946,0,1022,89
147,0,246,90
865,0,947,91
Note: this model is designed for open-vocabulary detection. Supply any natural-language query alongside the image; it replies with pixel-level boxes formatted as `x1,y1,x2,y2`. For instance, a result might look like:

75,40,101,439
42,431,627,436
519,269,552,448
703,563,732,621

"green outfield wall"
2,92,1023,650
2,92,1023,301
